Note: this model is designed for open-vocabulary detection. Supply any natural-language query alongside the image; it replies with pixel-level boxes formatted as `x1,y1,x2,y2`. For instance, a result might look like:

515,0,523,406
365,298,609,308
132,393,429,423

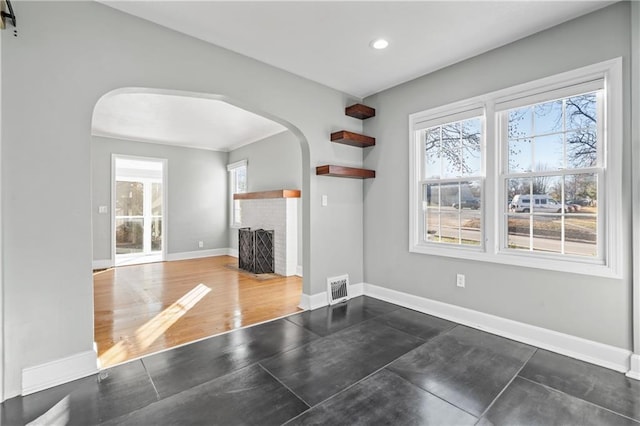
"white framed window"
227,160,247,228
412,105,485,251
409,58,623,278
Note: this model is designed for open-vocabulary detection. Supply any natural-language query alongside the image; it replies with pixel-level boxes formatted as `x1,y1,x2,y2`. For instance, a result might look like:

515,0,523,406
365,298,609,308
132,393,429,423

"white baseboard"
349,282,364,298
363,283,632,374
92,259,113,270
22,350,98,396
627,354,640,380
296,265,303,277
298,291,328,310
94,249,236,267
166,248,234,261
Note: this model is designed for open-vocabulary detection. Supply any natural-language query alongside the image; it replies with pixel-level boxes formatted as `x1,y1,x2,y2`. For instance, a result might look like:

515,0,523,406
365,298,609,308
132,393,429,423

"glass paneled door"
114,157,165,265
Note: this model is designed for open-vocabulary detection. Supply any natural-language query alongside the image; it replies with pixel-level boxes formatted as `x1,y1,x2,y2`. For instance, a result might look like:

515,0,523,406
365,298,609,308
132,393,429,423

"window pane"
508,138,532,173
151,217,162,251
566,93,597,131
235,167,247,193
565,174,597,210
534,100,563,135
115,181,143,216
461,211,481,246
532,176,562,213
440,208,460,244
233,200,242,224
509,106,533,139
424,189,441,242
424,128,441,179
566,129,597,168
425,210,441,243
441,122,461,178
152,182,162,216
424,183,441,208
441,181,460,210
507,178,531,213
461,118,481,176
115,218,143,254
453,180,481,210
532,215,562,254
507,215,530,250
564,215,597,257
534,134,563,171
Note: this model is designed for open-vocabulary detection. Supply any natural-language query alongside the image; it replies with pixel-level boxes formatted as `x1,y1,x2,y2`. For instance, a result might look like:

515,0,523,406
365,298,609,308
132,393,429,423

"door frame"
111,154,168,264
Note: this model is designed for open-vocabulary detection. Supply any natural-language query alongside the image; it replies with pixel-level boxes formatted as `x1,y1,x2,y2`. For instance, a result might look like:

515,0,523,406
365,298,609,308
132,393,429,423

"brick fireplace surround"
234,190,299,276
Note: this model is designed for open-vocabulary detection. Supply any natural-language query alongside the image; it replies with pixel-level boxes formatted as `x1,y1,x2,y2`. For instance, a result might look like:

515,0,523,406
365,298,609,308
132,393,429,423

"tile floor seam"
517,374,640,424
368,318,450,344
476,348,538,422
140,359,161,402
256,363,313,409
280,335,438,416
383,367,480,420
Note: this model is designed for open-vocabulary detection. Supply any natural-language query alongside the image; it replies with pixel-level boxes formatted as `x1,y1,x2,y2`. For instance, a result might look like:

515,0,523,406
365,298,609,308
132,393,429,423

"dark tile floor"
2,296,640,425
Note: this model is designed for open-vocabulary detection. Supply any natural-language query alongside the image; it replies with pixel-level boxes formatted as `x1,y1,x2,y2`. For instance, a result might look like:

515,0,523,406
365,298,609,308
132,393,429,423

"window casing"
409,59,623,278
227,160,247,228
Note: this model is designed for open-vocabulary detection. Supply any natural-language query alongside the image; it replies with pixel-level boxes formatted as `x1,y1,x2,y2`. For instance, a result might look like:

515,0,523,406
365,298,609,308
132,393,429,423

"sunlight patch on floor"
99,283,211,367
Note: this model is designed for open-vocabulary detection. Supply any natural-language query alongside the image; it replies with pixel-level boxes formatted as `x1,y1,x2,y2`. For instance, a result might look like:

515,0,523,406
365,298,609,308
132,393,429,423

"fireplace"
238,228,274,274
233,189,300,276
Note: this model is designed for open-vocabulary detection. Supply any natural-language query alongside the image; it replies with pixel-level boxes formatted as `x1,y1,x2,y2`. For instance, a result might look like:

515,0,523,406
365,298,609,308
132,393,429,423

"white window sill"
409,243,620,279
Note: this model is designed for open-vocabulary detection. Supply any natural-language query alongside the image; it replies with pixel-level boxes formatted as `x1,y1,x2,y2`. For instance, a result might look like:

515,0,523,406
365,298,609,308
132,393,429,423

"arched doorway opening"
91,88,309,367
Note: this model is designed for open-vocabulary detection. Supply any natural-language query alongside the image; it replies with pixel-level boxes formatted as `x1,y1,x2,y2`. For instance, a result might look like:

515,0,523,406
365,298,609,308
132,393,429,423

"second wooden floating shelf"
234,189,301,200
330,130,375,148
316,165,375,179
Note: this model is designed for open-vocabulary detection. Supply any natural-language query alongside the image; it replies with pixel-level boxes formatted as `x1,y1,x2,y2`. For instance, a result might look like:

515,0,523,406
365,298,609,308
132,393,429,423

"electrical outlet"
198,241,204,248
456,274,465,288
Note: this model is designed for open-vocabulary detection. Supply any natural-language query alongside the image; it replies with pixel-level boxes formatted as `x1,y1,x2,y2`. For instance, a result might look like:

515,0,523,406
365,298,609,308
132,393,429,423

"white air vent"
327,274,349,305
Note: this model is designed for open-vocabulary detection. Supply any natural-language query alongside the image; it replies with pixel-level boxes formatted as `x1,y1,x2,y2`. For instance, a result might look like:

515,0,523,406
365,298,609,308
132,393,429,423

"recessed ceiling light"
370,38,389,50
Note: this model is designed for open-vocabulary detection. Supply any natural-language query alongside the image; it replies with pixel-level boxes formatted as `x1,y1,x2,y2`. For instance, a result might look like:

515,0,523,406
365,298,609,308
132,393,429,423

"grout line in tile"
384,368,480,420
517,375,640,424
285,332,442,413
140,359,161,401
476,348,538,421
257,363,312,409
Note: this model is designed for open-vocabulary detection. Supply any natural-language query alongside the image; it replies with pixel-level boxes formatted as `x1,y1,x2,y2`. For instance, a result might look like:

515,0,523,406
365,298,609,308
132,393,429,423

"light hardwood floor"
93,255,302,367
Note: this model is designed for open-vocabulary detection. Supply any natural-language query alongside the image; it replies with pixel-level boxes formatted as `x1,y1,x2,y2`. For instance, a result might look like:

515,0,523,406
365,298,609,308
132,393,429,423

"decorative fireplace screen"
238,228,274,274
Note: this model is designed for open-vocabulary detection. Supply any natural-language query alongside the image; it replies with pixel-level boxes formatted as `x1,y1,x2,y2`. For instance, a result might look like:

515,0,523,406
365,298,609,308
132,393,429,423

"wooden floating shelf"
330,130,375,148
234,189,301,200
316,165,375,179
345,103,375,120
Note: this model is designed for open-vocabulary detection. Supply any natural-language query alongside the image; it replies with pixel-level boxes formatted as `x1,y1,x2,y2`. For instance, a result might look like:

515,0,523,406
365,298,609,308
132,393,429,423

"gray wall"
2,1,364,397
227,131,303,267
363,3,632,349
92,136,229,261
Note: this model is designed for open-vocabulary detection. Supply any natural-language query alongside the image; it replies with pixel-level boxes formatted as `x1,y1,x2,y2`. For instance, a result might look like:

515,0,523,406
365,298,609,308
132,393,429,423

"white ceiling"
94,1,614,151
92,92,287,151
101,0,615,98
